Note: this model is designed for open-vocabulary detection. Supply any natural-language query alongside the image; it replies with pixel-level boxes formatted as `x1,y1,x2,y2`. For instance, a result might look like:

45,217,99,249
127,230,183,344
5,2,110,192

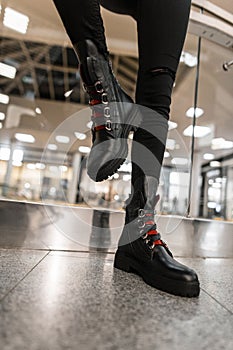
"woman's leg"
131,0,192,196
52,0,141,182
53,0,108,58
100,0,137,19
114,0,200,298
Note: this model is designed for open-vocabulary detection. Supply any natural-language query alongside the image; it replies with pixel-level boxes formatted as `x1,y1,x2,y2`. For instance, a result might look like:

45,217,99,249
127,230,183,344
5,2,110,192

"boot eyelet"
138,209,145,217
104,107,110,118
105,121,112,131
138,220,145,228
148,243,154,250
142,233,148,240
95,81,104,93
145,239,154,250
102,93,108,104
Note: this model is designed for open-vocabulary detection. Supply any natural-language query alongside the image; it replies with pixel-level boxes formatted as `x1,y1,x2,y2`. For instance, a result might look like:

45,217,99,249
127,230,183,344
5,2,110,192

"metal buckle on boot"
145,239,154,250
138,209,145,218
104,107,110,118
101,93,108,104
95,81,104,93
105,120,112,131
138,219,145,228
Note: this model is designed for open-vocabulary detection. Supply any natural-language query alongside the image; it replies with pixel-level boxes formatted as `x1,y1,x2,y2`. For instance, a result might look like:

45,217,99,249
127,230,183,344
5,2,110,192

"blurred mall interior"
0,1,233,220
0,1,233,350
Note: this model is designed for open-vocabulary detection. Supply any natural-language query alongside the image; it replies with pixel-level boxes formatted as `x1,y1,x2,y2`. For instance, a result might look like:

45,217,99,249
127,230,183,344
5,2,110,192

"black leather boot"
74,39,141,182
114,176,200,297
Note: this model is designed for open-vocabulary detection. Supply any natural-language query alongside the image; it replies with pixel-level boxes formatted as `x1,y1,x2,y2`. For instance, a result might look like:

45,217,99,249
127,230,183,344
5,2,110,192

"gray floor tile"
0,252,232,350
0,249,48,300
178,257,233,313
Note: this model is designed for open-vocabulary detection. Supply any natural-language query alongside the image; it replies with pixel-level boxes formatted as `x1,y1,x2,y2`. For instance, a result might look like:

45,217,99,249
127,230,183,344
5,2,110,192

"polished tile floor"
0,248,233,350
0,202,233,349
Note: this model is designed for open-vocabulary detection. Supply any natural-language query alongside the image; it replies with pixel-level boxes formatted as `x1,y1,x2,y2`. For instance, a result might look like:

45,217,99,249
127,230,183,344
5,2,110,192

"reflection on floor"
0,202,233,349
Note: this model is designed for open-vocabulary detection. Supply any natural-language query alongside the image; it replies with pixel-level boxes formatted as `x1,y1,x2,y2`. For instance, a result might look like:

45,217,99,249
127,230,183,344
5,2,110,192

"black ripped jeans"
53,0,191,192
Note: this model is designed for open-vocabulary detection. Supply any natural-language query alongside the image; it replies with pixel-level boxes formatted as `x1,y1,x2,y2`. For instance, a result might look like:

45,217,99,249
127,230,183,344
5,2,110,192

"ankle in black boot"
74,39,141,182
114,177,200,297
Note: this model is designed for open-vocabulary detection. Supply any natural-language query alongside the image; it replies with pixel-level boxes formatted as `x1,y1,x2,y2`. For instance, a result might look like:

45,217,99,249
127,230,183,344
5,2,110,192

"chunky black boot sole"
114,251,200,298
87,139,128,182
87,107,141,182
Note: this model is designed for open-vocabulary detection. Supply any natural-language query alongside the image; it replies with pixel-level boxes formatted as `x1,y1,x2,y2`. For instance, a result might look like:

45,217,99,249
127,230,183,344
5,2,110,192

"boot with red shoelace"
114,175,200,297
74,39,141,182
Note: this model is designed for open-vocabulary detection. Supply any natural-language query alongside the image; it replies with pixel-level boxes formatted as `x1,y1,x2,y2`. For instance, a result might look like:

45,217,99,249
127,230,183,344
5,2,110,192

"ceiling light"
114,195,120,200
203,153,215,160
36,163,45,170
47,144,58,151
0,93,9,104
180,51,197,67
210,161,221,167
113,173,119,179
13,149,24,162
35,107,42,114
27,163,36,170
74,132,87,140
186,107,204,118
79,146,90,154
171,157,189,165
168,121,178,130
0,62,16,79
15,133,35,143
0,112,5,120
64,89,73,98
3,7,29,34
220,140,233,149
164,151,170,158
211,138,224,146
59,165,68,172
12,161,22,167
207,202,216,209
211,137,233,150
86,121,93,129
183,125,211,138
119,162,132,173
212,138,224,145
0,147,10,161
166,139,176,150
55,135,70,144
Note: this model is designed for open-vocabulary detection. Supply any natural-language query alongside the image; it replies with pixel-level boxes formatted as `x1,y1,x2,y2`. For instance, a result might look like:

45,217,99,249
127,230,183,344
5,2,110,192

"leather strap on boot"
137,208,172,256
83,80,112,132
